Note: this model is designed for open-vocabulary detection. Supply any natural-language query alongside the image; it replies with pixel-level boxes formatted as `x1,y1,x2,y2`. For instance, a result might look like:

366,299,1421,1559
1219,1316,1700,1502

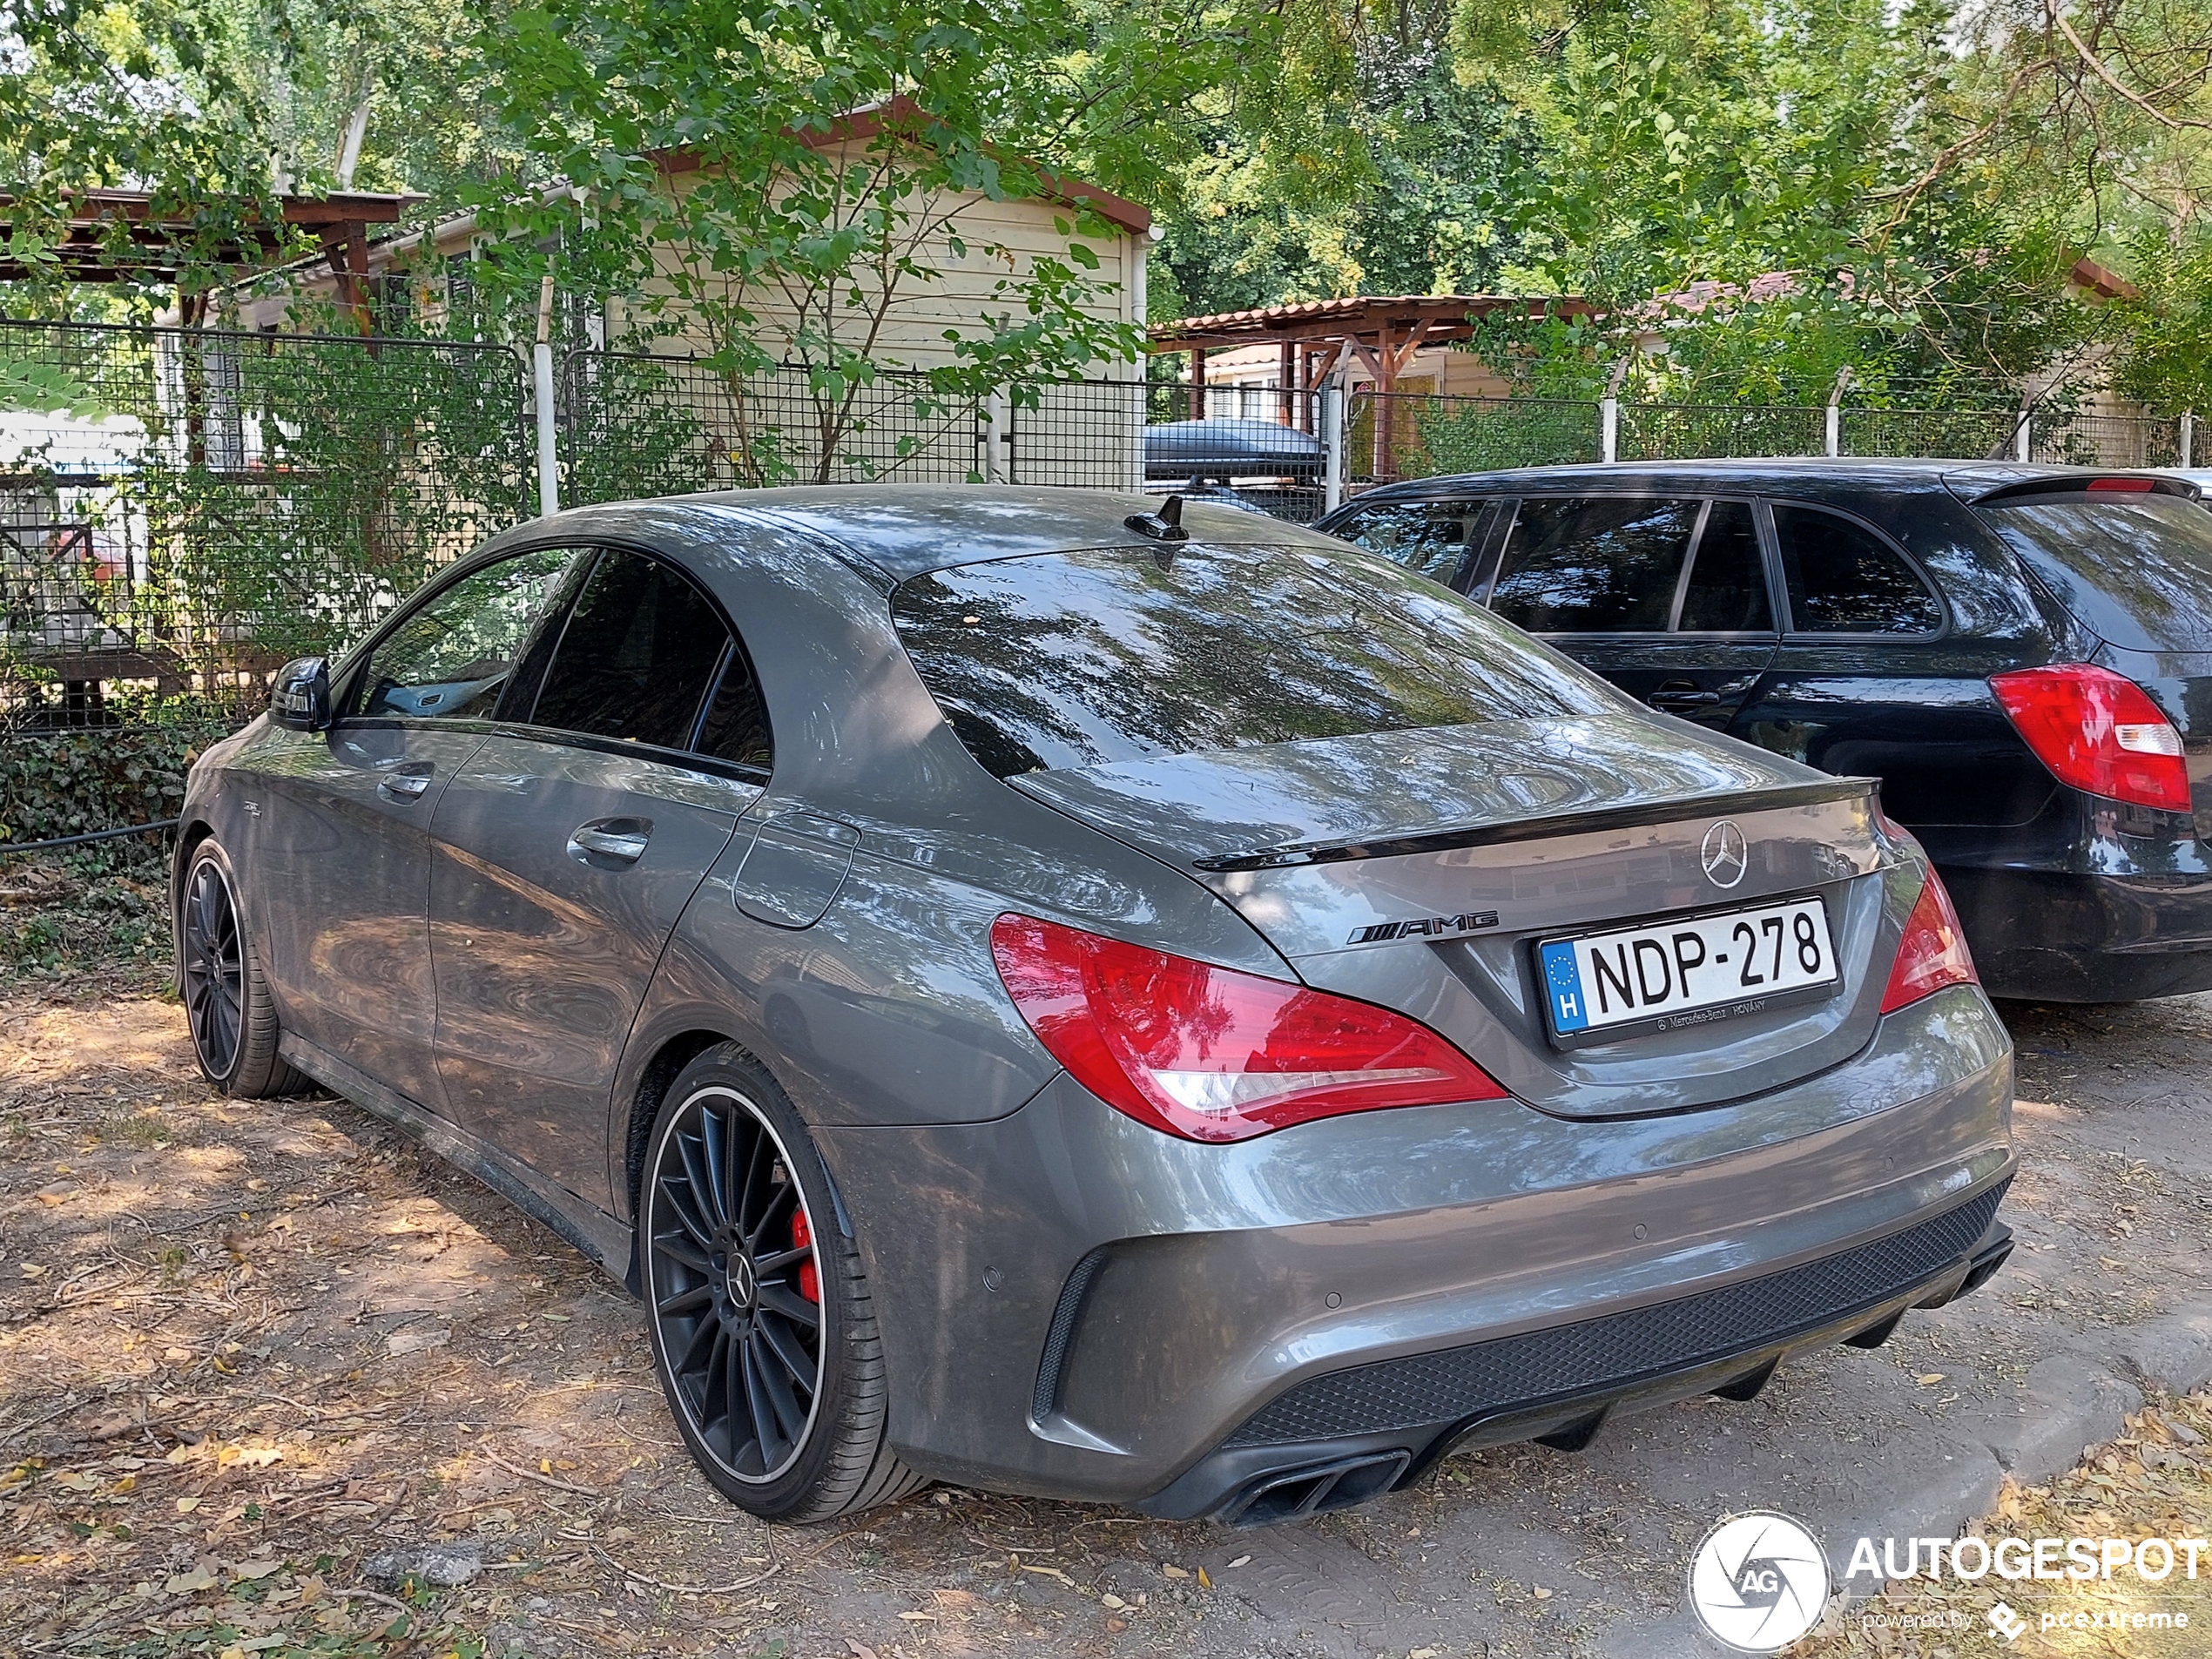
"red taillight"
1880,868,1978,1013
989,914,1508,1143
1988,664,2190,813
792,1207,819,1303
2085,476,2156,492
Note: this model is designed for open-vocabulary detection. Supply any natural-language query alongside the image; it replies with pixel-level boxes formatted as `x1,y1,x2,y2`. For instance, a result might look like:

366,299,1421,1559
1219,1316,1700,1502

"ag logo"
1687,1511,1830,1651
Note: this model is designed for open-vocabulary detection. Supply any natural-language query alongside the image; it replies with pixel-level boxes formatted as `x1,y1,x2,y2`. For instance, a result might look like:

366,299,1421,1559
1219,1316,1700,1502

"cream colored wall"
634,159,1138,376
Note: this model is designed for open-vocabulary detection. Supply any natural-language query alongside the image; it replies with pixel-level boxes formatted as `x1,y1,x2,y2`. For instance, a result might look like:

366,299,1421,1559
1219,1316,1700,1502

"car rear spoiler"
1968,474,2202,505
1190,777,1880,872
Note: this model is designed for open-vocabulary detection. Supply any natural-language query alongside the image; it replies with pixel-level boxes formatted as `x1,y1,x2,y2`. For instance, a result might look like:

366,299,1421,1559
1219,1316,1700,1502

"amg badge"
1348,911,1501,945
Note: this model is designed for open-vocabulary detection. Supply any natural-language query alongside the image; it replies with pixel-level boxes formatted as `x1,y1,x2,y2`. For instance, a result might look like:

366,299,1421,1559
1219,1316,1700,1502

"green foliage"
467,0,1183,387
0,720,219,846
0,1,298,307
2110,230,2212,416
0,356,106,416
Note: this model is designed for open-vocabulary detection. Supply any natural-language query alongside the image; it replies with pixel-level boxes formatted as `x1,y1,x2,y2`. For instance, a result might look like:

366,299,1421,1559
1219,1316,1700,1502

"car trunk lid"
1013,713,1902,1119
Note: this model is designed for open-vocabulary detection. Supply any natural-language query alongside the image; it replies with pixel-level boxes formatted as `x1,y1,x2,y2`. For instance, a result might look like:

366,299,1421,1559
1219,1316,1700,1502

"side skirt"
279,1034,637,1291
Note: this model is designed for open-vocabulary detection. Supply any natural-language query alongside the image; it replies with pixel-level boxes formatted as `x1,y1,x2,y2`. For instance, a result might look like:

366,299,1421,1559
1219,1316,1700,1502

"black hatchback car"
1318,460,2212,1001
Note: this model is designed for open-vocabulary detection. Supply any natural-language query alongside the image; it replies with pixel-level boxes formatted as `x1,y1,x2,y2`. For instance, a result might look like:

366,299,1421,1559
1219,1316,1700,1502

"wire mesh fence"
1,319,531,728
4,317,2200,732
1616,402,1826,462
2029,411,2185,469
558,352,1152,503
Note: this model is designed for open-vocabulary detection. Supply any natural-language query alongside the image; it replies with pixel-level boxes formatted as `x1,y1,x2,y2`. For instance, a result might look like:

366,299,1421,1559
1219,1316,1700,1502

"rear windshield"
1979,494,2212,652
891,542,1619,776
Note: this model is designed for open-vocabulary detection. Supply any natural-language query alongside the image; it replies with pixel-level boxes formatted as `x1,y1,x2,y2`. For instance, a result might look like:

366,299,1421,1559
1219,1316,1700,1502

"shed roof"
1149,294,1594,354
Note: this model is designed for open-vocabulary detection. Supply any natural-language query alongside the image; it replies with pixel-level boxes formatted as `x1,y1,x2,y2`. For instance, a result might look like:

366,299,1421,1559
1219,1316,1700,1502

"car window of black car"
1330,500,1476,586
528,550,736,751
1771,503,1942,635
1489,496,1700,631
1676,501,1775,633
354,547,577,721
1978,494,2212,653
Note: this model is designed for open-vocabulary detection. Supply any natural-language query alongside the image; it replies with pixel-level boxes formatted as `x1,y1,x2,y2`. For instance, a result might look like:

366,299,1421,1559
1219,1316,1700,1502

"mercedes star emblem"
1701,820,1750,889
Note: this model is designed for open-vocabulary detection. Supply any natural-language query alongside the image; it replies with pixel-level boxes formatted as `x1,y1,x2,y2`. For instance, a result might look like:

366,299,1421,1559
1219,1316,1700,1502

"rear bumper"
816,985,2013,1509
1143,1187,2012,1524
1940,862,2212,1001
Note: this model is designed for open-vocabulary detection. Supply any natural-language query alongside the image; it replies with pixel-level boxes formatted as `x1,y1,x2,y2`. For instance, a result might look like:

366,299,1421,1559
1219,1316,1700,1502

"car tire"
639,1044,922,1522
176,840,304,1100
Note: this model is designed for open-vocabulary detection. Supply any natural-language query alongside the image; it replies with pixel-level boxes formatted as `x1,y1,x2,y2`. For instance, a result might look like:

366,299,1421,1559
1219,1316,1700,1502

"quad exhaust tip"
1222,1449,1413,1527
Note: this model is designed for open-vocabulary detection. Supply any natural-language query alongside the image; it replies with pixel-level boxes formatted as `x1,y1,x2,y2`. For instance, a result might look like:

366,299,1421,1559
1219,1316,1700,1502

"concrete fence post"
2182,410,2196,469
2015,407,2033,463
984,388,1008,483
1600,355,1632,464
1321,381,1346,514
1825,367,1852,458
533,274,560,517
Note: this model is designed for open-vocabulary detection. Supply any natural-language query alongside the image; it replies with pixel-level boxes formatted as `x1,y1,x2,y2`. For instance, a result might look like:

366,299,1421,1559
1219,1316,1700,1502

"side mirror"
270,657,332,732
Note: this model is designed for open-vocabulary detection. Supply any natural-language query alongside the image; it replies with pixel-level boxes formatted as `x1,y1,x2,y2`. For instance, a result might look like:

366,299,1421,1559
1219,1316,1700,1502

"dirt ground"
2,973,2208,1659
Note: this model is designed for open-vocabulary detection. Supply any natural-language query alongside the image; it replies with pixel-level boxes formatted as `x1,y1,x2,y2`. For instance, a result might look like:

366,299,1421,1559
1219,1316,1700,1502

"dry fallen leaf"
1916,1372,1946,1386
1226,1554,1251,1568
1534,1585,1554,1600
1162,1564,1190,1579
1197,1566,1212,1589
897,1610,936,1622
1101,1594,1128,1609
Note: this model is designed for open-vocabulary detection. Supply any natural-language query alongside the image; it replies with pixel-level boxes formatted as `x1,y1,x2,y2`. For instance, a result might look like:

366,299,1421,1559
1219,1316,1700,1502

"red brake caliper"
792,1206,819,1304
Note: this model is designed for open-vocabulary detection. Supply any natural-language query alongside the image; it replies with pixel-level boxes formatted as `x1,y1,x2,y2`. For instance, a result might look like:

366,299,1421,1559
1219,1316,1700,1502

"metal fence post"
1321,380,1345,514
1825,368,1852,458
2183,410,2196,469
533,276,560,516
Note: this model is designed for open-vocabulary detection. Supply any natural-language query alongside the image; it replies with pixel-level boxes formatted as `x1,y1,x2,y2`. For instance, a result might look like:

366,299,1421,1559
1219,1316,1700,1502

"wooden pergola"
0,187,425,330
1150,293,1594,407
1150,293,1595,475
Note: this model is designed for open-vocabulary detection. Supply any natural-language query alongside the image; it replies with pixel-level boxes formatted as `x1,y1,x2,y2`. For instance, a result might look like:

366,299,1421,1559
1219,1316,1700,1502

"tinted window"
531,550,731,749
1773,504,1941,634
1331,500,1478,586
1979,495,2212,652
1489,497,1699,632
1678,501,1774,632
694,644,774,772
892,542,1618,777
357,548,577,720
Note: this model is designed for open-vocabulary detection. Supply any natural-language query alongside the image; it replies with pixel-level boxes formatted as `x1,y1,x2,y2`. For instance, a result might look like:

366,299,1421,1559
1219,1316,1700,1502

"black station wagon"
1319,460,2212,1002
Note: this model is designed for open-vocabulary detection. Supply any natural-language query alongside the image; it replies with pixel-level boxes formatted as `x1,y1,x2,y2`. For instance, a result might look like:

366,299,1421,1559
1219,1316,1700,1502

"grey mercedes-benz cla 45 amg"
173,488,2014,1527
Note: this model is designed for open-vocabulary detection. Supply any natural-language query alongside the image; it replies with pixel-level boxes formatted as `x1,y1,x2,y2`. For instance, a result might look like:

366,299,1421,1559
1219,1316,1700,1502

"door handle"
376,765,434,801
1647,682,1721,712
568,818,652,866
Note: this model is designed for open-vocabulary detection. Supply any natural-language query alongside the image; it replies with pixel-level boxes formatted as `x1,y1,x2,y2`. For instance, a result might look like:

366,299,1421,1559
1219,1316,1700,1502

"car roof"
547,484,1333,582
1349,457,2176,502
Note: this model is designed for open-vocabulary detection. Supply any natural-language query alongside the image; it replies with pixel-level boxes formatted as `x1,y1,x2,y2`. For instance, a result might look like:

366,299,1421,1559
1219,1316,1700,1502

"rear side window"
1678,501,1774,632
1772,504,1941,635
531,550,733,750
891,542,1618,777
1329,500,1480,586
1979,494,2212,652
1489,497,1700,632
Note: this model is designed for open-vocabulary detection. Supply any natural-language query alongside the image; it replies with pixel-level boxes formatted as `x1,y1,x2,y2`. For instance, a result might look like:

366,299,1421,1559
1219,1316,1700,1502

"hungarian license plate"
1538,895,1838,1046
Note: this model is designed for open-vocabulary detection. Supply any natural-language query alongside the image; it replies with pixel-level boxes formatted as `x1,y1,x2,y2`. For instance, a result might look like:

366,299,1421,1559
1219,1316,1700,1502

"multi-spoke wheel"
174,840,300,1098
640,1045,921,1521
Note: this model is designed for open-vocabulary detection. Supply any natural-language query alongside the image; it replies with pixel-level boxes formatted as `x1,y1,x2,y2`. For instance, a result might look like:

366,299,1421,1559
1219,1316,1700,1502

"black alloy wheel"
647,1085,825,1483
181,855,246,1080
